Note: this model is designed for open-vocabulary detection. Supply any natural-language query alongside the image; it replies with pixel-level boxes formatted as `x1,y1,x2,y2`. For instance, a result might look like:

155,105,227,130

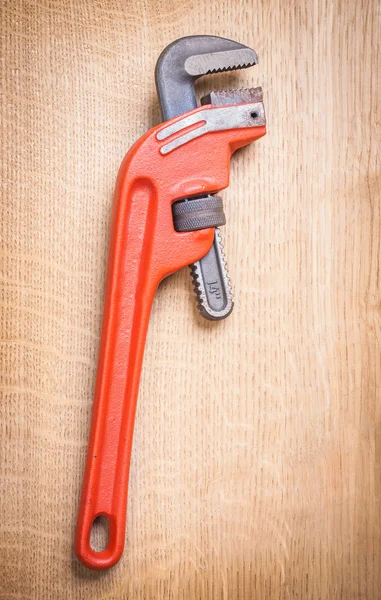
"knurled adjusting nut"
172,195,225,232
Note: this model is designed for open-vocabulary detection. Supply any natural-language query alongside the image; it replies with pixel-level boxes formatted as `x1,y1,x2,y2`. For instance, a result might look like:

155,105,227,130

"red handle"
75,107,266,569
74,181,158,569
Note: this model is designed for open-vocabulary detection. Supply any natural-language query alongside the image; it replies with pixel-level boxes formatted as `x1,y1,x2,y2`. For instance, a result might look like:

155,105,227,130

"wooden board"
1,0,380,598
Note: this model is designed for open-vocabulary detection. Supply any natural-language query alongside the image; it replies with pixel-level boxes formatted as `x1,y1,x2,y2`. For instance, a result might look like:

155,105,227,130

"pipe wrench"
75,35,266,570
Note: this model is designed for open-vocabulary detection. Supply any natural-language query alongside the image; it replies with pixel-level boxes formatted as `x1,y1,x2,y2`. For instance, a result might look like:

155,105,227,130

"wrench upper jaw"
155,35,258,121
183,47,258,77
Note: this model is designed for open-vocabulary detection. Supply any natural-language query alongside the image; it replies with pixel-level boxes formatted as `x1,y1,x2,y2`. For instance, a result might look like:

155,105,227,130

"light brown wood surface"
1,0,380,598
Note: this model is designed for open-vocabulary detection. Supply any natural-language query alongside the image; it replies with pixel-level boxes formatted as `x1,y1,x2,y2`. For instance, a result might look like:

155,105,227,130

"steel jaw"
155,35,264,320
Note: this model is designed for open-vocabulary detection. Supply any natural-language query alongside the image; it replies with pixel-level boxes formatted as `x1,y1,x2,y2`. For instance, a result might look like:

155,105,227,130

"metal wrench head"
155,35,258,120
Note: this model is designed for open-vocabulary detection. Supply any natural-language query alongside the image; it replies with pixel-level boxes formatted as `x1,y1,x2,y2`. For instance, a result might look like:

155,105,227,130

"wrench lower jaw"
188,87,266,322
201,86,263,107
190,228,233,321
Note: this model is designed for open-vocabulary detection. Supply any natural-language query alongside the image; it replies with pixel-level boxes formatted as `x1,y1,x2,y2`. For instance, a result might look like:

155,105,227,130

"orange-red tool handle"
75,106,266,569
73,184,158,569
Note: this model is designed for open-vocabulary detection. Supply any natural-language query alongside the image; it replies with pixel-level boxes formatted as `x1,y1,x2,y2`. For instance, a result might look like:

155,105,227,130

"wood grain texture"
0,0,380,598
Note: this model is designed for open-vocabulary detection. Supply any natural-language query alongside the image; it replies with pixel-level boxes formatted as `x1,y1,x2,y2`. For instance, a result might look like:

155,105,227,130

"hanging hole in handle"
90,515,110,552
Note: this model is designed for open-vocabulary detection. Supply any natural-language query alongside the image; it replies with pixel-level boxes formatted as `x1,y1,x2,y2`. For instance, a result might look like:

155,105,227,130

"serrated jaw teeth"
185,48,258,77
